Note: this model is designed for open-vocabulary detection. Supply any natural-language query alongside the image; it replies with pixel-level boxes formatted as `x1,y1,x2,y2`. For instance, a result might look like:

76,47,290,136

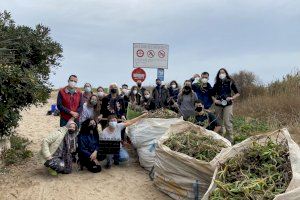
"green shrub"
2,135,33,166
233,117,270,144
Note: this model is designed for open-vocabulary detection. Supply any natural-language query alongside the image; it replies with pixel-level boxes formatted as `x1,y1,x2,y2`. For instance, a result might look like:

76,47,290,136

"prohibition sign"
158,50,165,58
136,49,144,57
147,50,155,58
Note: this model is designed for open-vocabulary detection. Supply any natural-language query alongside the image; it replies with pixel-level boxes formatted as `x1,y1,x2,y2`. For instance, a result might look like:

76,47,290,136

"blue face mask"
109,121,117,128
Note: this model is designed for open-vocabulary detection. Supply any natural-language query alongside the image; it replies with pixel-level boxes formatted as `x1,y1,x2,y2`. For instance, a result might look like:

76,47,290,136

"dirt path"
0,94,170,200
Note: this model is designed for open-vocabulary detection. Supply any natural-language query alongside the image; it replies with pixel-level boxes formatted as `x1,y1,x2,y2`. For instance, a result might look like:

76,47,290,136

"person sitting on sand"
194,100,221,133
100,112,148,169
40,120,78,175
77,118,103,173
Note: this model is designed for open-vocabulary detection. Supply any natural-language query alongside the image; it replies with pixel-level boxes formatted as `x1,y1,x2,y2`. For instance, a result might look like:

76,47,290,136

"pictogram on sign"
147,50,155,58
158,50,165,58
136,49,144,57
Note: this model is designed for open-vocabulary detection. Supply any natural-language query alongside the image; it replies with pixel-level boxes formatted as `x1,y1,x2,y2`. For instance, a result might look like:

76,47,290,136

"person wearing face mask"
129,86,142,106
177,80,198,120
94,86,106,125
79,95,99,124
77,119,103,173
194,100,221,132
82,83,93,103
136,80,146,98
40,120,78,175
100,83,126,128
121,84,130,112
212,68,240,142
57,75,83,127
167,80,180,112
142,90,156,111
152,78,170,109
100,113,148,168
190,72,214,109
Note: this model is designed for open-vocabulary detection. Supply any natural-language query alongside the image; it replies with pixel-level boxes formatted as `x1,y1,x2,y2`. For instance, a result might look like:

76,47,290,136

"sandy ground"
0,94,171,200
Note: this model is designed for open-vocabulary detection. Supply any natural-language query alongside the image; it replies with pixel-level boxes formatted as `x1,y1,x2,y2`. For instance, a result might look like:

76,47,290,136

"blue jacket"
77,133,99,158
168,87,179,102
190,78,213,109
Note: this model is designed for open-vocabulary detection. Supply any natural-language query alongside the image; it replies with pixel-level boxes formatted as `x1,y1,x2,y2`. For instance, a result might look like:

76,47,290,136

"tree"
231,70,265,98
0,11,63,137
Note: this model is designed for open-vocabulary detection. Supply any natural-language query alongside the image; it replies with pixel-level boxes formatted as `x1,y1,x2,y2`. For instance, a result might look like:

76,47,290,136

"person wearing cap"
152,78,170,109
190,72,214,109
82,83,93,103
136,80,146,98
40,120,78,175
57,75,83,127
120,84,130,113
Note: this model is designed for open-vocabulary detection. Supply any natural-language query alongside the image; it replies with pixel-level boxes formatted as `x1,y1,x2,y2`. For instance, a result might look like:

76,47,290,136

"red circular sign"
136,49,144,57
132,68,146,82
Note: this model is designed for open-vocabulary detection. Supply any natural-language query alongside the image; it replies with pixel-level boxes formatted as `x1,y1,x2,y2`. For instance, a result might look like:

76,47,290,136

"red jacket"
57,87,83,121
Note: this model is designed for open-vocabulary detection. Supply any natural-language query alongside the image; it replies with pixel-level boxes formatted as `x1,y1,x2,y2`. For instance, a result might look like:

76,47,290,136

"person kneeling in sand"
40,120,78,175
77,118,103,173
101,112,148,169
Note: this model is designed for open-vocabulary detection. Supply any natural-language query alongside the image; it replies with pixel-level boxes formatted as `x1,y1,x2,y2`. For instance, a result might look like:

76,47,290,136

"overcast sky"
1,0,300,88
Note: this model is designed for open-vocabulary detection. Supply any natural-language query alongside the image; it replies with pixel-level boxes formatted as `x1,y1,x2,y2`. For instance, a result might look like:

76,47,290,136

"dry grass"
234,71,300,144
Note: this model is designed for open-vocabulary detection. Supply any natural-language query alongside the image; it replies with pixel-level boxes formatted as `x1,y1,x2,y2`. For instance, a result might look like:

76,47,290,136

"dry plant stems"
147,108,178,119
210,139,292,200
164,130,226,162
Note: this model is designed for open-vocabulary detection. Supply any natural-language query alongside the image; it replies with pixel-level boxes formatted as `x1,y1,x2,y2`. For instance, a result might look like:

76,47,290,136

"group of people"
40,67,240,175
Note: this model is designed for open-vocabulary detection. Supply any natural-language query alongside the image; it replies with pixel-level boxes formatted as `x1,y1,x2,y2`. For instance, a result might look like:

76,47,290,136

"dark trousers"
78,154,105,173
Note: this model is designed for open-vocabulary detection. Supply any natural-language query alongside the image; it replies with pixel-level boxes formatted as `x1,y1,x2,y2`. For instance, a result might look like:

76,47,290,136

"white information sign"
133,43,169,69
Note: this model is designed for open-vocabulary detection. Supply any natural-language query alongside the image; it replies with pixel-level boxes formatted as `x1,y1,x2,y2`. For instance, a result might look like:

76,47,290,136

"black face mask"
184,86,191,90
68,129,75,134
110,88,117,94
156,82,161,86
89,125,96,130
137,83,142,87
195,107,203,112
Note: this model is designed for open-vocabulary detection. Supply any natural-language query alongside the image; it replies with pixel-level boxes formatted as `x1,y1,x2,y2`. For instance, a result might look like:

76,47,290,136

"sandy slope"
0,94,170,200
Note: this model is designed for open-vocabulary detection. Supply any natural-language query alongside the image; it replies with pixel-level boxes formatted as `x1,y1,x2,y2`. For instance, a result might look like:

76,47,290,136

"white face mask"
68,80,77,88
84,87,92,93
122,89,128,94
98,91,104,97
109,121,117,128
201,78,208,84
171,84,176,89
194,78,200,83
133,90,138,95
145,94,150,99
219,73,226,80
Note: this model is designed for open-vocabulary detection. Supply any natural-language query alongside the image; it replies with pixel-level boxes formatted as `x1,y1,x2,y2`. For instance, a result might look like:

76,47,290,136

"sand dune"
0,94,170,200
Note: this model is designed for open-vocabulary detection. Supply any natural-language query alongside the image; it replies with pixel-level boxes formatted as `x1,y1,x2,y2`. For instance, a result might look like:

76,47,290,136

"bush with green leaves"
2,135,33,165
0,10,62,137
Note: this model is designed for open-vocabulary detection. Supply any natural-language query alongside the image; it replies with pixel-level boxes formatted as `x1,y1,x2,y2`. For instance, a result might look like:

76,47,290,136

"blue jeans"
107,147,129,163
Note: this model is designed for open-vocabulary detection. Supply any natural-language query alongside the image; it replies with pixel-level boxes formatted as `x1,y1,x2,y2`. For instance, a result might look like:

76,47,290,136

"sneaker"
48,168,58,176
105,160,112,169
114,160,120,166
